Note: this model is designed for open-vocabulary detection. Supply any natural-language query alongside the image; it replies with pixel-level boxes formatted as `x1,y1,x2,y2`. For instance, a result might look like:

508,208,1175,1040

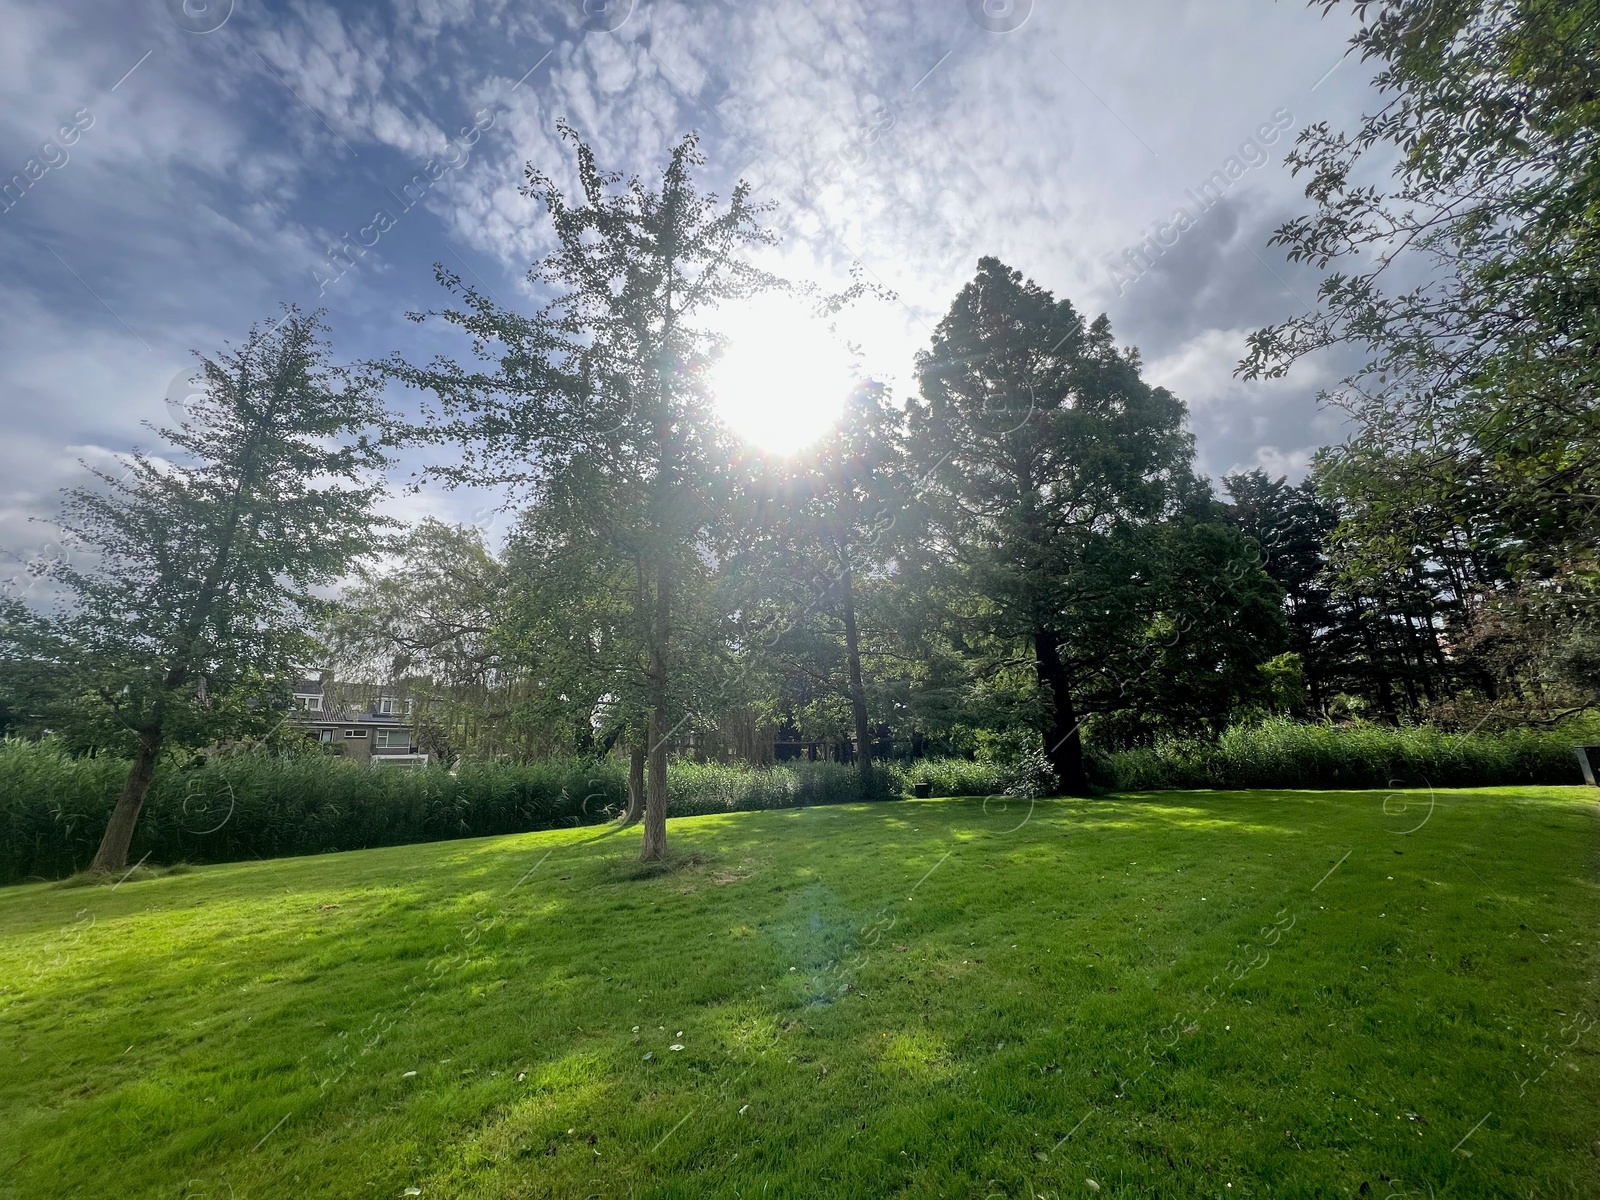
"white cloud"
1146,326,1344,482
0,0,1381,571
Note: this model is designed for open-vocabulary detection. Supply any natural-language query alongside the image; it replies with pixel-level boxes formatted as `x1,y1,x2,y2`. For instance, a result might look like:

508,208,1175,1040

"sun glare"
709,294,857,454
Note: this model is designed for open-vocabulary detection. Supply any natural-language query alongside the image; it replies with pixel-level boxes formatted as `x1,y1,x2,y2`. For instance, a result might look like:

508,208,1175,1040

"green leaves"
1245,0,1600,589
49,308,390,756
903,258,1283,778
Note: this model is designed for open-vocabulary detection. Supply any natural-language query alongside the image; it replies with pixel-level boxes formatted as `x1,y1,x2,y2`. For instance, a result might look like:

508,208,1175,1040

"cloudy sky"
0,0,1378,589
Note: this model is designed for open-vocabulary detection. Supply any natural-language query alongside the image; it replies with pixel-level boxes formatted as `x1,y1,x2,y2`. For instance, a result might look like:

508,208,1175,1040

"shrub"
1095,717,1588,791
884,758,1008,798
0,744,901,884
3,719,1587,884
0,741,626,884
667,760,891,815
1000,748,1056,801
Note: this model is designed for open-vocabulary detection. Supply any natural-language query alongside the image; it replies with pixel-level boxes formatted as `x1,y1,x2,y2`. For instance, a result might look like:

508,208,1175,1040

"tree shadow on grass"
51,862,195,889
596,848,719,885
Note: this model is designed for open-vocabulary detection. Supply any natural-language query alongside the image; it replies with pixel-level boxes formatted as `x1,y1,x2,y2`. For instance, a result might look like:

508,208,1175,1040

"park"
1,0,1597,1196
4,785,1596,1197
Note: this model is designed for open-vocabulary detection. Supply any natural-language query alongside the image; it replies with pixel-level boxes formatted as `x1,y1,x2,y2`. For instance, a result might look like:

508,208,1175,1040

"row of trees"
321,439,1591,803
331,253,1293,798
1222,466,1593,726
1238,0,1599,722
4,0,1596,868
1,132,1291,868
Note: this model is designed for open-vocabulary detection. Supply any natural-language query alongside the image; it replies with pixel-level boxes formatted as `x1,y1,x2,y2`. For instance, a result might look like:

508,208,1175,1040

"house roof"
302,705,409,726
292,677,413,725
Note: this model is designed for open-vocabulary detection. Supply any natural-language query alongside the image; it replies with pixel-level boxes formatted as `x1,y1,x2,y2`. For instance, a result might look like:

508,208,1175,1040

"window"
377,730,408,749
299,695,322,712
344,729,367,739
378,697,395,715
318,729,334,743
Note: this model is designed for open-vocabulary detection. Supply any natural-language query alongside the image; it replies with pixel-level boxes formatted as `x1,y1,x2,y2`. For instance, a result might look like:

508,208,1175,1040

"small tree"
325,519,518,757
389,126,793,860
0,596,72,739
50,311,387,872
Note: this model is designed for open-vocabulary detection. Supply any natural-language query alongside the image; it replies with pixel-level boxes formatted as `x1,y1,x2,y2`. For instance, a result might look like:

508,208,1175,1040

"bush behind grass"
0,744,630,884
2,746,928,883
889,757,1009,797
0,718,1586,882
1096,716,1588,791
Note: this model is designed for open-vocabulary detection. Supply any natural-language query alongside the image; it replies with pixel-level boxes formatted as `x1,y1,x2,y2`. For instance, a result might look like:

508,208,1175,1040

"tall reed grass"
1,719,1586,883
886,758,1010,797
1096,717,1586,791
0,745,911,883
0,743,629,884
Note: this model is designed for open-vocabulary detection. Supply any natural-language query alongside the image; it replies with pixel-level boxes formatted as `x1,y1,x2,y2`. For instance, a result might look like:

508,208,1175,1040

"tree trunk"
1033,628,1090,796
642,704,669,860
838,559,874,797
625,744,646,825
642,193,682,864
90,725,164,872
641,560,672,861
1355,598,1398,722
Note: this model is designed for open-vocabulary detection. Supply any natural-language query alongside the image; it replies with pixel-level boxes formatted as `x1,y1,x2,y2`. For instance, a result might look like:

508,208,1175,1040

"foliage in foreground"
1243,0,1600,584
1,789,1596,1198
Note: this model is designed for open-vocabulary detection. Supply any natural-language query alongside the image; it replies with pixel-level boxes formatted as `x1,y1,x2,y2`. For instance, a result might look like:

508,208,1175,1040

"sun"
708,293,857,454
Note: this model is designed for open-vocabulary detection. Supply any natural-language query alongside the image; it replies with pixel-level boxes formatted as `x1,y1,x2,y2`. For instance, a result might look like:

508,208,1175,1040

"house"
291,673,429,766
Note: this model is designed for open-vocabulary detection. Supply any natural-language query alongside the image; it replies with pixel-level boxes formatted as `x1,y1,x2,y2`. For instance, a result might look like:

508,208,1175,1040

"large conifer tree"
906,258,1198,793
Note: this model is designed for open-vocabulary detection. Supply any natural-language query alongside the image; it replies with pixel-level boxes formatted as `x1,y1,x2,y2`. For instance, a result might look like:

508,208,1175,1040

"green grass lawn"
2,787,1597,1199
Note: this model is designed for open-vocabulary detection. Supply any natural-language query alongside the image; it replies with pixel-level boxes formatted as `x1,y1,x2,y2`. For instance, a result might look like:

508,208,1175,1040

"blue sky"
0,0,1379,587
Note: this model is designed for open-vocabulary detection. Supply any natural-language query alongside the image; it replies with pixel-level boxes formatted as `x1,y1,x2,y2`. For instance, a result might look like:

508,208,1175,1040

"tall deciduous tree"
740,384,902,791
388,126,788,860
325,519,523,760
906,257,1197,794
1242,0,1600,584
328,519,504,684
54,311,387,871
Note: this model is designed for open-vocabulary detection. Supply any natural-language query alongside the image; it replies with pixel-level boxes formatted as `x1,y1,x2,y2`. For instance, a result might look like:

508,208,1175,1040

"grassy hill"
2,787,1596,1198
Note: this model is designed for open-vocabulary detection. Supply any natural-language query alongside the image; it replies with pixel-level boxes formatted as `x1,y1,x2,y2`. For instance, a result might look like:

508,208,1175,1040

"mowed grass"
1,788,1597,1199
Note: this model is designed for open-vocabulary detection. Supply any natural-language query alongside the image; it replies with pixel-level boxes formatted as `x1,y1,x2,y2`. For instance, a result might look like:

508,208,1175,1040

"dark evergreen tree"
905,257,1279,791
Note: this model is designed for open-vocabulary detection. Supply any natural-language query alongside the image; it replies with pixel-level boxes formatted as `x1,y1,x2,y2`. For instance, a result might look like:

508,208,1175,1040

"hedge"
1,718,1588,883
